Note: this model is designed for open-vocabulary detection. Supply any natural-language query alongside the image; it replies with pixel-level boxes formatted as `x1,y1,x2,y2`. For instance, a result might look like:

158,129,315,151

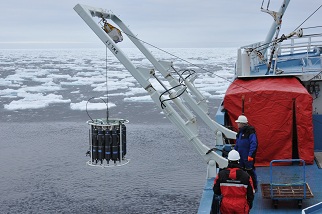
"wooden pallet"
261,183,314,199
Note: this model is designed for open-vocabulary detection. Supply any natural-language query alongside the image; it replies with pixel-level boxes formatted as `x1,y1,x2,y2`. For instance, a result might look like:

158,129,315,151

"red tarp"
223,77,314,166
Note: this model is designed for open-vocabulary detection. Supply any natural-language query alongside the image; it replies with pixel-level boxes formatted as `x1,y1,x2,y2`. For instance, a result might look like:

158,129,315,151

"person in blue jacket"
234,115,258,192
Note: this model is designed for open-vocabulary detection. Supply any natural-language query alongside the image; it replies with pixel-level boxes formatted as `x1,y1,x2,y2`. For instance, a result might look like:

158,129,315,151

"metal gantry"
74,4,237,177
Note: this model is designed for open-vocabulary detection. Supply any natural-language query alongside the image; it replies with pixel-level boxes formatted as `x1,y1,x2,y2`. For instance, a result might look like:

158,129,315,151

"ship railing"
237,35,322,76
239,33,322,61
240,35,322,75
269,35,322,75
236,42,264,75
278,35,322,56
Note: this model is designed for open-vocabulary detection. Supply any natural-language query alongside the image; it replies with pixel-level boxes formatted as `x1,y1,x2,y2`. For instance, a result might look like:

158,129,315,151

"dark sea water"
0,48,231,213
0,102,218,214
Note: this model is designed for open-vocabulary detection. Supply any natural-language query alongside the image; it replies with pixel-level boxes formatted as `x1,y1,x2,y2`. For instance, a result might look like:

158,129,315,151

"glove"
248,156,254,161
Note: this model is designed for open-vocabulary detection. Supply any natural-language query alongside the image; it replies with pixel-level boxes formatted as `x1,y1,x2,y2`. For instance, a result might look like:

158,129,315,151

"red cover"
224,77,314,166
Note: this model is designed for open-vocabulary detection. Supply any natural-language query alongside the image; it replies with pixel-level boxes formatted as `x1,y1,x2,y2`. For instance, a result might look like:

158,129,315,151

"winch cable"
121,31,234,84
241,4,322,55
85,47,110,122
120,31,286,100
303,32,322,37
286,5,322,87
113,18,322,125
301,26,322,38
293,4,322,32
105,46,110,121
302,26,322,30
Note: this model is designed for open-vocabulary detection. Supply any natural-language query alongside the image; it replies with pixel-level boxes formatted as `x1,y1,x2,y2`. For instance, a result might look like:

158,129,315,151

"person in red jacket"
213,150,254,214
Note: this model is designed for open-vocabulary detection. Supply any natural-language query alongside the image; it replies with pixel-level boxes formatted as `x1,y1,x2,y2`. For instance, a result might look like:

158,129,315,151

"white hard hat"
235,115,248,123
228,149,240,161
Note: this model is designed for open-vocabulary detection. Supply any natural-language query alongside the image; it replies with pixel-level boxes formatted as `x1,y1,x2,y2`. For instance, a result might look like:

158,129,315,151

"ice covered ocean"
0,48,236,213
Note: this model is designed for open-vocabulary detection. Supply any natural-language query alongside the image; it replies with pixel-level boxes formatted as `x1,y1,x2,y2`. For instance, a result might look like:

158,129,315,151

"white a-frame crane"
74,4,237,178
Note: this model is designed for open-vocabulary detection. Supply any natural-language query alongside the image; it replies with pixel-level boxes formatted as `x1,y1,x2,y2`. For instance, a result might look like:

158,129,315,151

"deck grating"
261,183,314,199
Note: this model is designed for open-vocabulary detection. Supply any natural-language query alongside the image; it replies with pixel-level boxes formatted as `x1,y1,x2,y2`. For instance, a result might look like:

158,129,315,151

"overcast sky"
0,0,321,49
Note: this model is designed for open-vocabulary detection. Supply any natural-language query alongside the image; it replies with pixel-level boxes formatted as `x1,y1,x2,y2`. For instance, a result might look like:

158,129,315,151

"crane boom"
74,4,237,177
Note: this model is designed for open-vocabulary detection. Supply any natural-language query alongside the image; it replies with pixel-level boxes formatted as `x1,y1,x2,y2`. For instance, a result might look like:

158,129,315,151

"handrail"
269,159,307,200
